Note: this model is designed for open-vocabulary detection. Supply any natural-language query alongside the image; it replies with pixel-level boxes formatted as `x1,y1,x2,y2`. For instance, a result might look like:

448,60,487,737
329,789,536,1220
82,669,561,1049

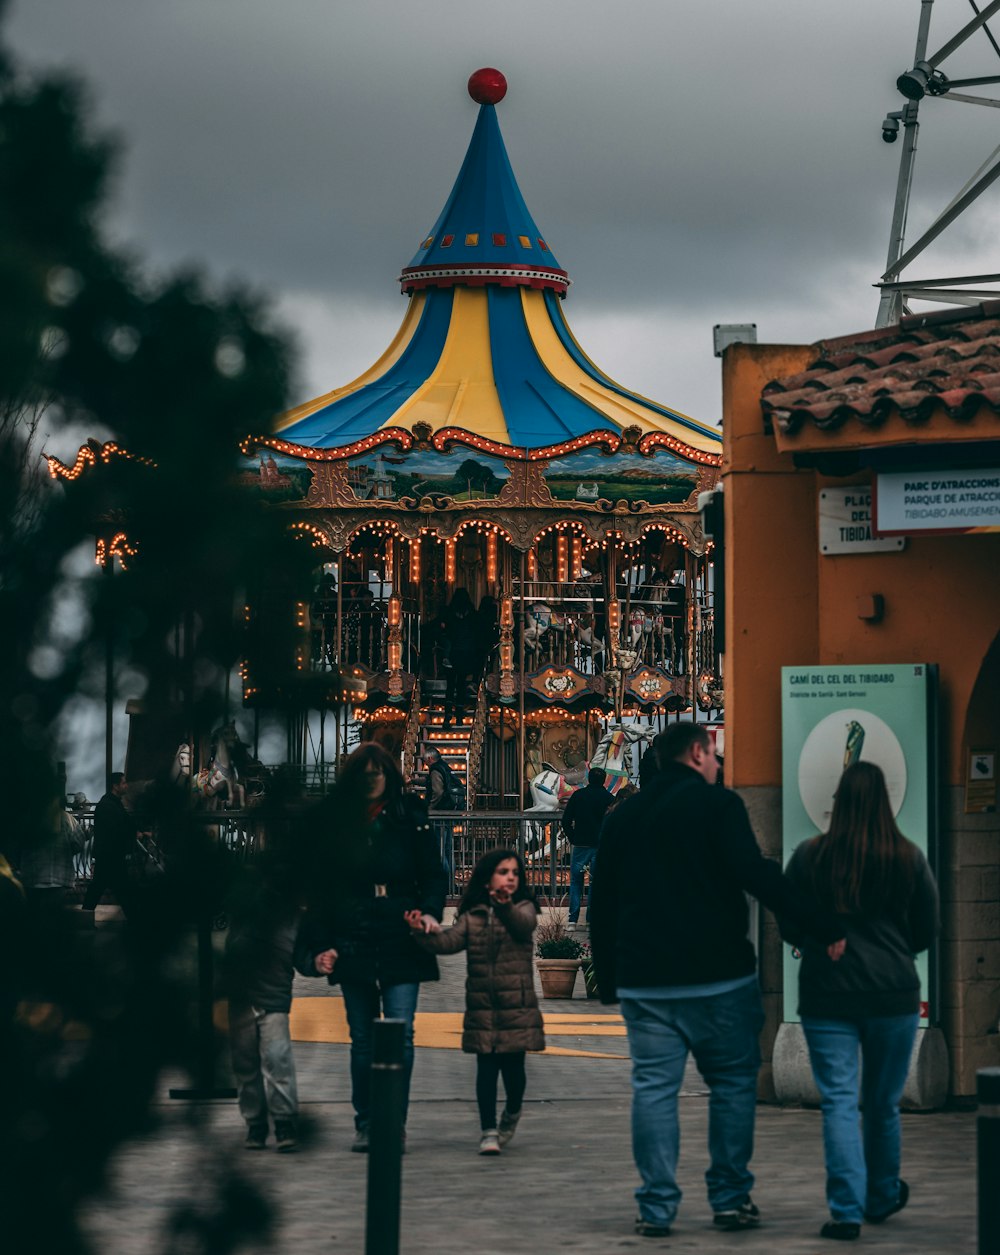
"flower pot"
536,957,580,999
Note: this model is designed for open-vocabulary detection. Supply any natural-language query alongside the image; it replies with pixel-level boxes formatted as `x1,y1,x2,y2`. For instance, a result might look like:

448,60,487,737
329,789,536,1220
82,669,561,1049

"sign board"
875,468,1000,534
818,486,905,554
781,664,938,1024
966,748,997,813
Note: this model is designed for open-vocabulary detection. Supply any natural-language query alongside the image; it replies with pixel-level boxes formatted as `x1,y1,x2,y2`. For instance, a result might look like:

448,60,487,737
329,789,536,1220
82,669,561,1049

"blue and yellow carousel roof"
275,69,721,459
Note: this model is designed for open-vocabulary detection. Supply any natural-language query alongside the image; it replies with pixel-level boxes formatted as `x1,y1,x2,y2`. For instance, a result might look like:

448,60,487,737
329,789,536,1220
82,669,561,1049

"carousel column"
685,547,697,710
605,536,623,720
498,591,515,704
518,550,526,808
386,539,404,703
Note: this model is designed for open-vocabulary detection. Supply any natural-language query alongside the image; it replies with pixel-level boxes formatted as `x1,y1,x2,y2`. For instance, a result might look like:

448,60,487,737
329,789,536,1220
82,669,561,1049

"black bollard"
979,1067,1000,1255
366,1018,405,1255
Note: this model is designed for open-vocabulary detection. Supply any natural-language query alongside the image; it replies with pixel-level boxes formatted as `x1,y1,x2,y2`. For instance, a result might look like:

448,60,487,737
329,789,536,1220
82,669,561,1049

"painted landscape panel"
543,449,697,506
344,448,510,502
238,452,313,502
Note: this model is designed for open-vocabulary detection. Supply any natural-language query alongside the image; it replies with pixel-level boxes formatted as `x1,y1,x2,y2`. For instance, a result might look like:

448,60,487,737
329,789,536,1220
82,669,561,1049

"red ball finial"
468,68,507,105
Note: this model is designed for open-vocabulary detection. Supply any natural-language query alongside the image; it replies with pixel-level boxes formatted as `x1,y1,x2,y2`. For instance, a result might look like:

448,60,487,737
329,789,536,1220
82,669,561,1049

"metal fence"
68,804,572,904
428,810,570,901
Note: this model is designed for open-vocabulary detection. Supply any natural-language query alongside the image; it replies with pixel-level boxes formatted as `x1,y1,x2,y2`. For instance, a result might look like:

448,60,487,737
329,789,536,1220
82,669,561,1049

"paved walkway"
78,939,978,1253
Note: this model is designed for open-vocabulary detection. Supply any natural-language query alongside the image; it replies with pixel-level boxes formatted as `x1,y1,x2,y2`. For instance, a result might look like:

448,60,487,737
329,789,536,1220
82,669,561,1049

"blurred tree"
0,3,319,1249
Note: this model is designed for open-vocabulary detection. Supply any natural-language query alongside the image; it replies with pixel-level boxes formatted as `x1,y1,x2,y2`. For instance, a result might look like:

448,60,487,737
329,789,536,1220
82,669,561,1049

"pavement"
80,914,978,1253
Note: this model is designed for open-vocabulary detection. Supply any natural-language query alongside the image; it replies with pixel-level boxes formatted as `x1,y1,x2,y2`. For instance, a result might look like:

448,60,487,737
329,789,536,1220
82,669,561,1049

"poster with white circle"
797,709,907,832
781,663,937,1024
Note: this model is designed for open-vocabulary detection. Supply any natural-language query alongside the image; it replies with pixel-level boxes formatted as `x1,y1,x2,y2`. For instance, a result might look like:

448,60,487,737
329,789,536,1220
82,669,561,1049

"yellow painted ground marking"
289,999,627,1059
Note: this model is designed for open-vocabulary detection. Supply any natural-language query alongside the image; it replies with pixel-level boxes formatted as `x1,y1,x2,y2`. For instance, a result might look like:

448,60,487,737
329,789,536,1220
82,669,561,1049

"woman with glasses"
780,761,939,1242
298,742,445,1151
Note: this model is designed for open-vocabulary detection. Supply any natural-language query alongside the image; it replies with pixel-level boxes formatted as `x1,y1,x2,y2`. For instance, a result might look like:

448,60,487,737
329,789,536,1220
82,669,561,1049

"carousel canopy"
276,69,721,456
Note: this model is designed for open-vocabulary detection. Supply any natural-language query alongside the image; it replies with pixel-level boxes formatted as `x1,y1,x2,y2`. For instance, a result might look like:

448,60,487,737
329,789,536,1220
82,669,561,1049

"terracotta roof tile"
762,303,1000,435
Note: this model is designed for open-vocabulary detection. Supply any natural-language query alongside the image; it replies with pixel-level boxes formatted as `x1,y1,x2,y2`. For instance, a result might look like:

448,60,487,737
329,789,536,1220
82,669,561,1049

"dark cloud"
9,0,1000,420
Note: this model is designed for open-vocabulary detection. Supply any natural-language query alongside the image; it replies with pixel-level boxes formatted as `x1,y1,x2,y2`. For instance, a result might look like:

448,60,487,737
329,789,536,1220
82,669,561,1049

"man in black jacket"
589,723,844,1239
82,773,137,915
561,766,612,927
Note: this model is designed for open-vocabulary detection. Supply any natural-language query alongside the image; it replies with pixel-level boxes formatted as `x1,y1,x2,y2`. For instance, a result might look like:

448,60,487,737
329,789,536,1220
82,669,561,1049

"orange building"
721,305,1000,1102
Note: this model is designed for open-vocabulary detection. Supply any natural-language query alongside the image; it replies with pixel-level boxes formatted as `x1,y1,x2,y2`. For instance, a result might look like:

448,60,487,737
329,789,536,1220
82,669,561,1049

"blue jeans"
620,980,765,1226
229,1003,298,1124
568,845,597,923
340,980,420,1129
802,1013,918,1224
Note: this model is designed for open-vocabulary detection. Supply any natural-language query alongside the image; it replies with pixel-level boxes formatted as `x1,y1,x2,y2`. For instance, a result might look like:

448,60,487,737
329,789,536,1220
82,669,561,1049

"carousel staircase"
410,702,474,804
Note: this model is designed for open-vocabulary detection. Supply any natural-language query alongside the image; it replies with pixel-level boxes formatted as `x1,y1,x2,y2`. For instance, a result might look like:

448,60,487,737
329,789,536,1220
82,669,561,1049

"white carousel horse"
170,741,192,786
527,722,654,811
525,601,605,672
194,723,247,810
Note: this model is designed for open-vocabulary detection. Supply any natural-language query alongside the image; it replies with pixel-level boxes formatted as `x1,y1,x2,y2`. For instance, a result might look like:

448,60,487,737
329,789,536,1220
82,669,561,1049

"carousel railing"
309,604,423,675
428,810,573,901
401,678,423,782
73,806,575,905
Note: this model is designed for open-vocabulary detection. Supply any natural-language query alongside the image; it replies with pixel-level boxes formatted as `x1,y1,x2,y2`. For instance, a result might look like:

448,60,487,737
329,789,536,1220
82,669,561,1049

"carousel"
238,68,724,809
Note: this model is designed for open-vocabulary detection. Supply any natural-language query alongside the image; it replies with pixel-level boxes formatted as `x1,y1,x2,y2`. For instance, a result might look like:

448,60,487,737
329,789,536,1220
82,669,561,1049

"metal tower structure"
877,0,1000,326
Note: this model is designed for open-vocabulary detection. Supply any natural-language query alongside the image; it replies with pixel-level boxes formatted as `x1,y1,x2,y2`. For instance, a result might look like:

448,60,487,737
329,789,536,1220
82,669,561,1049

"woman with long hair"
781,761,939,1242
406,847,544,1154
298,742,446,1151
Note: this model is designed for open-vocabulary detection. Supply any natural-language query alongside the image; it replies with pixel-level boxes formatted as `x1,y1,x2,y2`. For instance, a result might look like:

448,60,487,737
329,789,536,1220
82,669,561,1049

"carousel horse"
526,722,654,811
195,723,248,810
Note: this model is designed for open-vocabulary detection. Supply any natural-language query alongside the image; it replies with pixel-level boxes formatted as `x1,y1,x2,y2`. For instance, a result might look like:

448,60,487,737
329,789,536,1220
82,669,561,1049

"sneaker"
864,1179,908,1224
820,1221,861,1241
244,1122,267,1150
478,1130,501,1155
351,1125,369,1153
713,1197,760,1231
274,1119,297,1153
497,1108,521,1147
634,1217,672,1237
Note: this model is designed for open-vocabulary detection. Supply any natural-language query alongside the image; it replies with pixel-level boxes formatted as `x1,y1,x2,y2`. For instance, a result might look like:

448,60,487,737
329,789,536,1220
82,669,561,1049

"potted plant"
579,941,600,999
535,916,585,998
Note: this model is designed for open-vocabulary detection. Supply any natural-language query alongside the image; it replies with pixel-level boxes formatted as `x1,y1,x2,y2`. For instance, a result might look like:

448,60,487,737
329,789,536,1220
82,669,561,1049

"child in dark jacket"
226,870,305,1152
406,848,544,1156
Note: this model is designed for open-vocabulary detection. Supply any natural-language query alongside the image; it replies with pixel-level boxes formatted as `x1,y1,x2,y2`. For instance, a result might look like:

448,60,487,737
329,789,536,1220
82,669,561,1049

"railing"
308,588,710,682
401,678,423,782
428,810,570,901
464,679,489,805
70,804,573,907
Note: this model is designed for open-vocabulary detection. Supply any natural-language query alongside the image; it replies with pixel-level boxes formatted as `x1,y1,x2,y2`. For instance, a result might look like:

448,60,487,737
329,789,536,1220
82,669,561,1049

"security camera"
881,114,900,143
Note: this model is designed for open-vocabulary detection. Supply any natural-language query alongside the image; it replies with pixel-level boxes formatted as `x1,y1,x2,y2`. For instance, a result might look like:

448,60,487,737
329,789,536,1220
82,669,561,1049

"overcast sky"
9,0,1000,429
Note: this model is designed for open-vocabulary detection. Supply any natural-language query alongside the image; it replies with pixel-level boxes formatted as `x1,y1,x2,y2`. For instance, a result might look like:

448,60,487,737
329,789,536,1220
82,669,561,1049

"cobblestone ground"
78,946,977,1254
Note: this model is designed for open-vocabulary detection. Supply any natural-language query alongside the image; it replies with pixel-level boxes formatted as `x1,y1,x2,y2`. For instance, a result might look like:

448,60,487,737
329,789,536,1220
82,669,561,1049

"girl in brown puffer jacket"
405,847,544,1155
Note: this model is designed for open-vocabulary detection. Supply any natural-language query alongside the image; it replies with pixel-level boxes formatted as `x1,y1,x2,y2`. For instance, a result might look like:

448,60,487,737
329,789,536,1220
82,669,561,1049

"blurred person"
297,743,445,1151
780,762,939,1242
441,589,479,728
81,773,137,915
18,795,84,909
226,862,306,1153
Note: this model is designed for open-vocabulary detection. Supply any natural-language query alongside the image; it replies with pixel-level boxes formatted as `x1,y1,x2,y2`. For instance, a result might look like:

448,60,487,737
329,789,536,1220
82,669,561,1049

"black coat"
298,793,446,987
92,793,136,865
589,762,842,1002
781,838,939,1019
560,782,612,846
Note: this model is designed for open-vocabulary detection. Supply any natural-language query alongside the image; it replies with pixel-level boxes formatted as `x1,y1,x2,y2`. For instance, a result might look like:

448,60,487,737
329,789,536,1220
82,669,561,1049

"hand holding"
419,912,441,934
315,948,337,975
403,909,425,933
